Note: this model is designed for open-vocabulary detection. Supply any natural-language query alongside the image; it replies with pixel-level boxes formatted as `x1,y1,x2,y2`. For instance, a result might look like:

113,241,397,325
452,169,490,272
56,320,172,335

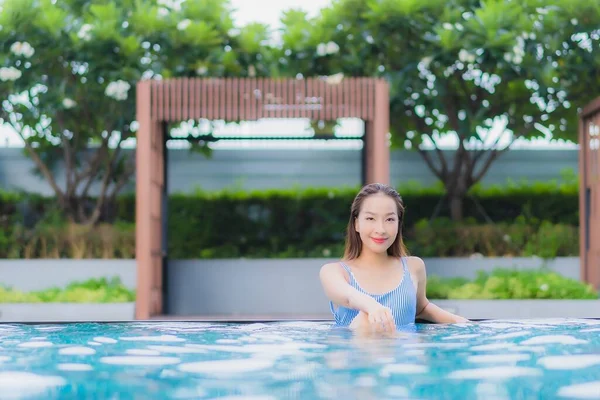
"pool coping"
2,317,599,325
0,303,135,323
4,299,600,323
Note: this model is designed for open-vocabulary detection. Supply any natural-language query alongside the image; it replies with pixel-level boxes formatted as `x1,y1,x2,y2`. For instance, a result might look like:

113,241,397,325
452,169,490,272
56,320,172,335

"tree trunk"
61,196,99,226
444,160,470,222
449,194,464,221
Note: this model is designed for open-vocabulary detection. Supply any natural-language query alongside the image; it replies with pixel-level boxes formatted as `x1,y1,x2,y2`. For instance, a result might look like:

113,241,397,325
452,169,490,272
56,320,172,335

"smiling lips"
371,237,387,244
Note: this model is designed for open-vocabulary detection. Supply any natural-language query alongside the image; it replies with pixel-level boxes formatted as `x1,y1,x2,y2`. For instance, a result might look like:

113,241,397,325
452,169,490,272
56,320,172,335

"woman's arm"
319,262,380,313
410,257,469,324
319,262,396,331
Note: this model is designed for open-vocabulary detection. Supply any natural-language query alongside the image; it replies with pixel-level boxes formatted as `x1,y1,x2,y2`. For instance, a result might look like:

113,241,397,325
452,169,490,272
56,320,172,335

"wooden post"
135,80,164,319
579,97,600,290
364,79,390,185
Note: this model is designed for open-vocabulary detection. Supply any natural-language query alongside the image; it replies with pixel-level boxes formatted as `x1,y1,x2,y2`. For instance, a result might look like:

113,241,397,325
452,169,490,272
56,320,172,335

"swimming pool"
1,319,599,399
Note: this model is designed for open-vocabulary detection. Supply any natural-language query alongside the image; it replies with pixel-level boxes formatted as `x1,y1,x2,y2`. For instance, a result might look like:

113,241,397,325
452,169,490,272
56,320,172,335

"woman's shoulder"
321,258,348,268
319,259,351,279
402,256,427,275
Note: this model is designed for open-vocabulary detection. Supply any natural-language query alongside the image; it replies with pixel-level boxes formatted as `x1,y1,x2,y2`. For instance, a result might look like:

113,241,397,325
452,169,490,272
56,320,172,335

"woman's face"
354,193,399,255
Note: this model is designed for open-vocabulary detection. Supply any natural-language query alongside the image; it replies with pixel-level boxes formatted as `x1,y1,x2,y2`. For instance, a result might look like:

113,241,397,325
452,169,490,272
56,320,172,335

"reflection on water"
0,318,599,399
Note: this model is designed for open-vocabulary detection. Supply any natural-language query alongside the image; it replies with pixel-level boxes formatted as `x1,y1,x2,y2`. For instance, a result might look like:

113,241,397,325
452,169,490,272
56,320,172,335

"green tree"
0,0,274,225
279,0,600,220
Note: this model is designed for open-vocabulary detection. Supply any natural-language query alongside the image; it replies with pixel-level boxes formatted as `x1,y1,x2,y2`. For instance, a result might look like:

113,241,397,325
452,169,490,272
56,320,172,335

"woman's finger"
386,318,395,332
384,311,395,331
368,314,377,326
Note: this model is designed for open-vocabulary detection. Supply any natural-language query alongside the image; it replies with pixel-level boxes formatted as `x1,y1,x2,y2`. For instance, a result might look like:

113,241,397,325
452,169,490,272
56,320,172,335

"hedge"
0,217,578,259
0,179,580,259
1,178,579,226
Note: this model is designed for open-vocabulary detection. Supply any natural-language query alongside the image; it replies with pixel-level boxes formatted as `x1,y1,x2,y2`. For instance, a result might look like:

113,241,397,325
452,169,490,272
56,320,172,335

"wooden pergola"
580,97,600,290
135,77,391,319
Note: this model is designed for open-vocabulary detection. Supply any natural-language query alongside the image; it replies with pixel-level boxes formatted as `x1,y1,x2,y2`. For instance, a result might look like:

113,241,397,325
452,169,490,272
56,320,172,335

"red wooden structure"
134,77,391,319
580,97,600,290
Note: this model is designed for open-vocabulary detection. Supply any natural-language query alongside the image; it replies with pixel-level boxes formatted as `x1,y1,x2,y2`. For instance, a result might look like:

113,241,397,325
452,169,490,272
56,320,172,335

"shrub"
428,269,598,300
0,277,135,303
0,180,581,259
0,218,579,259
407,217,578,258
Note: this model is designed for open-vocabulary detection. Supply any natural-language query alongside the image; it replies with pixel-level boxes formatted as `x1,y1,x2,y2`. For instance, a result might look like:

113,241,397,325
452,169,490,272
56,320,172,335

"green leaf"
119,35,140,57
0,0,36,28
180,21,222,47
33,0,68,37
89,3,120,40
237,23,269,54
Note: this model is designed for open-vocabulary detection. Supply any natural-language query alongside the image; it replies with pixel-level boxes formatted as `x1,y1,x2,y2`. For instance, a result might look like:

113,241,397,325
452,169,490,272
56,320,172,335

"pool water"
1,319,600,399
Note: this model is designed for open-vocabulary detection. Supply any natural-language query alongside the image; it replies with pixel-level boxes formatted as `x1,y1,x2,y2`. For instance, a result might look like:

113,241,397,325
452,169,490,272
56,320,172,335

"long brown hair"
343,183,408,260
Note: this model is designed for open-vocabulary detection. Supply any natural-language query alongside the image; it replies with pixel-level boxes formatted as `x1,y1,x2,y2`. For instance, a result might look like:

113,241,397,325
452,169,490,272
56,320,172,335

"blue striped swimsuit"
329,257,417,328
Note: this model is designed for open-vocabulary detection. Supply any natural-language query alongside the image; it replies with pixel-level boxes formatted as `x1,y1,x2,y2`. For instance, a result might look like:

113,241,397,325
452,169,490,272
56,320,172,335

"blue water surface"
1,318,600,399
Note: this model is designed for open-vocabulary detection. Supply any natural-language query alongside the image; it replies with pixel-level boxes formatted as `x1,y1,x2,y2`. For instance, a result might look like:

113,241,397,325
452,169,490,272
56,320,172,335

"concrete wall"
419,256,580,280
165,257,581,317
434,300,600,319
0,259,136,291
0,148,577,195
0,257,581,318
0,303,135,322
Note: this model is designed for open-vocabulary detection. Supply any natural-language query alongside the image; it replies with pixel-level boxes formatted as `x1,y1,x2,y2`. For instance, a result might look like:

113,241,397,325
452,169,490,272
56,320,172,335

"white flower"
78,24,93,41
62,98,76,109
513,37,525,57
105,80,131,101
503,38,524,65
421,56,433,68
196,66,208,75
458,49,476,64
10,42,35,58
326,41,339,54
536,7,549,15
316,41,339,57
248,65,256,77
0,67,22,81
325,73,344,85
158,0,182,9
443,65,454,77
540,283,549,291
177,19,191,31
520,31,533,40
443,23,454,30
512,55,523,65
317,43,328,56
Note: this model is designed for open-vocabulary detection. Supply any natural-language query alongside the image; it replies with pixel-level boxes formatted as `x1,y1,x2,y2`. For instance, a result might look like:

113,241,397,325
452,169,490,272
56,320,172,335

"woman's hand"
366,303,396,332
452,315,470,323
350,303,396,334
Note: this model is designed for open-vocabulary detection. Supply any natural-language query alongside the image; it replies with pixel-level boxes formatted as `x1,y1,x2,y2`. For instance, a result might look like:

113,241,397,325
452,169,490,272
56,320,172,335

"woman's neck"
355,249,392,270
